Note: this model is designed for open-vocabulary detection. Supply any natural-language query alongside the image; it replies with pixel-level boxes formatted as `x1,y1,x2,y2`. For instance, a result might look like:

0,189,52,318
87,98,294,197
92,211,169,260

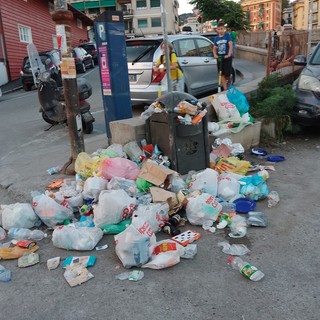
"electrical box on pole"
94,11,132,138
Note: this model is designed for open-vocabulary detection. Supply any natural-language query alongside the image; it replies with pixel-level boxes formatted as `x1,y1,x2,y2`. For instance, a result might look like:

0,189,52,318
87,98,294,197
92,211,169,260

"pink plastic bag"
101,157,140,181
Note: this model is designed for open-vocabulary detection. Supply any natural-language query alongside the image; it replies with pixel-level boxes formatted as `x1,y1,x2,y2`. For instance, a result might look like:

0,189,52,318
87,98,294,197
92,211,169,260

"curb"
1,85,23,95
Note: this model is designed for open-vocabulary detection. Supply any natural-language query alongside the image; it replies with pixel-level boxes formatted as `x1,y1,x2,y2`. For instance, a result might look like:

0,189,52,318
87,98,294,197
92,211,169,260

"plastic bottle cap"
227,256,235,264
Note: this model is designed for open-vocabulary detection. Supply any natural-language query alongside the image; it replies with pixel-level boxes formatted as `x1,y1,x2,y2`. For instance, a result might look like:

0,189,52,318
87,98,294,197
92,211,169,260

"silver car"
126,34,219,105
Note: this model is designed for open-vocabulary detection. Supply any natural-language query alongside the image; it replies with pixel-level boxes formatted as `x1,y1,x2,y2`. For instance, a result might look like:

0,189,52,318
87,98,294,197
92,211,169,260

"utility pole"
51,0,85,174
307,0,314,61
160,0,172,94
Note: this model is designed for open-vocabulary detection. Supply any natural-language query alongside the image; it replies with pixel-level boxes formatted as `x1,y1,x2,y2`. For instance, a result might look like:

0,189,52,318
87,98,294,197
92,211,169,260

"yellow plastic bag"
214,157,252,175
75,152,103,179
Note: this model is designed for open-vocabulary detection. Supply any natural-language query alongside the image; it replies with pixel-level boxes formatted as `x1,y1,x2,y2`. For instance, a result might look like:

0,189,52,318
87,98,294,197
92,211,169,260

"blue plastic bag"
226,86,250,116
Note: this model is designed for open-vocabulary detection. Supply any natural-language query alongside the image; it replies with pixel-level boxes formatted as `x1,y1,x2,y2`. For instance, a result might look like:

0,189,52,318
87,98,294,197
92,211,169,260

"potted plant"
249,73,297,141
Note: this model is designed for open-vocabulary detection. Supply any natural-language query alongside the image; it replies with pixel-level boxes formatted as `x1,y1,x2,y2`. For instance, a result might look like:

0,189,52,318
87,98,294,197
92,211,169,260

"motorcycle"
27,43,95,134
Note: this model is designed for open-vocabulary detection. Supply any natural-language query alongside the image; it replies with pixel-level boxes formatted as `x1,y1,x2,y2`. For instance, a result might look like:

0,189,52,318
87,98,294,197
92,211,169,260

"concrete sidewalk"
0,78,23,94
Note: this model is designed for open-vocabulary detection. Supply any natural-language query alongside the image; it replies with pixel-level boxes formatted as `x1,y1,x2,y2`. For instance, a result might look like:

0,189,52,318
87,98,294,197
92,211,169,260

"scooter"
38,70,95,134
27,43,95,134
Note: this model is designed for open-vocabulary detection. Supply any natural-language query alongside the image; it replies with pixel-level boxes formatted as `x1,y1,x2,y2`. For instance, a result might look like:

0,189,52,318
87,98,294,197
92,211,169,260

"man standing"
213,22,233,91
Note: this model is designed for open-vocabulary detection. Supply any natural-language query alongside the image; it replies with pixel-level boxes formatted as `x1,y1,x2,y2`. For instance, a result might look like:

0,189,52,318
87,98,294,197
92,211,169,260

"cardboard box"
138,161,174,186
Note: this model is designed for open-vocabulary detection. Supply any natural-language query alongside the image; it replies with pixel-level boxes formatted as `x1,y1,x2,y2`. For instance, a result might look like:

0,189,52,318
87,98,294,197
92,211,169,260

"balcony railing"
123,9,133,17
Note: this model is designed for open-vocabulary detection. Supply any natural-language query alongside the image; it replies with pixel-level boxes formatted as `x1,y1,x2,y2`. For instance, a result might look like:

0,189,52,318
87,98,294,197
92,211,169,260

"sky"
178,0,194,14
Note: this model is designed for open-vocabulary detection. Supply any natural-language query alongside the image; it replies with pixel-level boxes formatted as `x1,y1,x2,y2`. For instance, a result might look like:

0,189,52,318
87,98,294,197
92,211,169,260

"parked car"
79,42,98,64
126,34,234,105
20,50,61,91
73,47,94,73
200,32,218,43
292,42,320,126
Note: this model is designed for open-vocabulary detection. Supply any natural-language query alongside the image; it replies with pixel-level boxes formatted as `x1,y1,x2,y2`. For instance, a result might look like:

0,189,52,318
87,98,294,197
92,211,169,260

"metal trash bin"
146,92,209,175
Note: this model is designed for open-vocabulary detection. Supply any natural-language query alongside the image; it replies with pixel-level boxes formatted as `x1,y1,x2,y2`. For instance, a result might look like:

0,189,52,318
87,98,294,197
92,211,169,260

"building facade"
181,17,201,33
292,0,305,30
68,0,180,36
303,0,320,30
0,0,92,83
241,0,282,31
282,7,293,24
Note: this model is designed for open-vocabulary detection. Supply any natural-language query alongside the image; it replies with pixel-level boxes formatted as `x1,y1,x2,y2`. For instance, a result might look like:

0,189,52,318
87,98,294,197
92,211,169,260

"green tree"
189,0,249,30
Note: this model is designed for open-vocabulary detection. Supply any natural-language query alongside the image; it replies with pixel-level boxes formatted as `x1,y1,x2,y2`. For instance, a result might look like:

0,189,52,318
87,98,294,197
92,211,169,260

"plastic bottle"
0,227,6,240
174,101,198,115
140,104,155,120
227,256,264,281
267,190,280,208
47,165,62,175
191,109,207,125
8,228,47,241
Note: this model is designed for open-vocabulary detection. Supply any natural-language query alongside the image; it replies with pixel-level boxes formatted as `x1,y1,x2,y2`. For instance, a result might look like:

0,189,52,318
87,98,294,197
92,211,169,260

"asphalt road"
1,62,319,320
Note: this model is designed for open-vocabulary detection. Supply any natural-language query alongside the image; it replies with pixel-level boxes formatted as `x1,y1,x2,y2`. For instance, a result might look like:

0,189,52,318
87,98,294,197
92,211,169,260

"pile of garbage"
0,139,283,285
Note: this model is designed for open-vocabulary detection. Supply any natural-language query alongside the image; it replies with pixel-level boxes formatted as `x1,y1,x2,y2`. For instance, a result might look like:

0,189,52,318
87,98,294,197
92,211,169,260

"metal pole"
266,31,272,77
307,0,313,61
160,0,172,93
52,0,85,175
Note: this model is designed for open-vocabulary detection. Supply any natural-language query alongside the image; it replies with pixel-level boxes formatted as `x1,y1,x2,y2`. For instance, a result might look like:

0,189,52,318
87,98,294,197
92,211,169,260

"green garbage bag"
100,219,131,235
136,177,153,192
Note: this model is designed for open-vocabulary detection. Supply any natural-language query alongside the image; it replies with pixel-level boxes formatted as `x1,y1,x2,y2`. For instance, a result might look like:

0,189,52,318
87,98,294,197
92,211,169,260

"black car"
73,47,94,73
20,50,61,91
79,42,98,64
293,42,320,126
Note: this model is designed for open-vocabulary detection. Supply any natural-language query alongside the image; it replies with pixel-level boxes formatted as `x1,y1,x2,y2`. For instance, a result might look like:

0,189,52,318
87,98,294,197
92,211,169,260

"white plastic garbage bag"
186,193,222,228
187,168,219,195
83,176,107,199
132,203,169,233
93,190,136,228
66,193,84,210
32,193,74,227
114,219,156,268
52,224,103,251
0,203,40,230
217,173,241,201
142,240,185,270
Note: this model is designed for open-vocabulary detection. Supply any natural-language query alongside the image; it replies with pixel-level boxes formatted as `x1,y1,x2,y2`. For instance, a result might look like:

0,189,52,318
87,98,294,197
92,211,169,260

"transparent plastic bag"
229,215,247,238
1,203,40,230
93,190,136,228
169,173,187,193
218,241,250,255
132,203,169,233
32,193,74,227
187,168,219,196
83,176,107,199
186,193,222,227
123,141,144,162
101,157,140,181
107,177,138,197
247,211,268,227
142,240,184,270
75,152,103,179
52,224,103,251
217,173,241,201
114,220,156,268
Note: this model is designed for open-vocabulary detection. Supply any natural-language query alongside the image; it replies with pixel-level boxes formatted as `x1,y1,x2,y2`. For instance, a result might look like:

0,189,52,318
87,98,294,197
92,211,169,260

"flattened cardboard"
138,161,174,186
63,263,94,287
211,144,233,158
150,187,178,209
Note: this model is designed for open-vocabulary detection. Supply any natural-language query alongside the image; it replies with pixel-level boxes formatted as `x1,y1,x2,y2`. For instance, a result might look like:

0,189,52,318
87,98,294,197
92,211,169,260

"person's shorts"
217,56,233,77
